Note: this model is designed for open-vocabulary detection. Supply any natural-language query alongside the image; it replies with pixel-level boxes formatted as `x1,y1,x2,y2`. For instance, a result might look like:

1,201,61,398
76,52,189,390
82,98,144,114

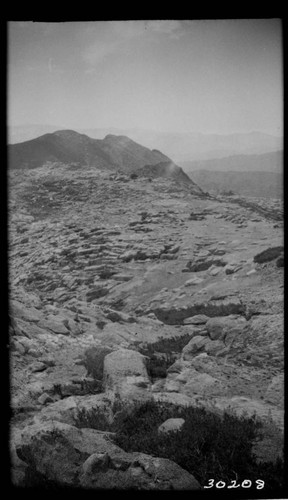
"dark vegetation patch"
145,352,177,380
137,333,193,354
74,406,113,432
135,335,193,380
73,400,284,491
253,247,283,264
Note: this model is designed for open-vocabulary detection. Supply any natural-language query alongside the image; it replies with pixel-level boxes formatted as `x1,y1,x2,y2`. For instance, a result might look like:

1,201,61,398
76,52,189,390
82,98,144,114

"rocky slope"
8,156,284,490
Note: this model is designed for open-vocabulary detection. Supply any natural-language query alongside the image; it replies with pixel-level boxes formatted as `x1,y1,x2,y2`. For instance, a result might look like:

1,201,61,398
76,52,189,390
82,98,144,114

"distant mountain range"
180,150,283,199
180,151,283,174
8,125,283,163
8,129,202,193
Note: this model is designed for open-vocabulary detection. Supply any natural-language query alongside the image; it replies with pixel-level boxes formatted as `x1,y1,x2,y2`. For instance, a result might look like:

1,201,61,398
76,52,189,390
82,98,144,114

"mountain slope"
8,130,116,171
99,134,170,172
137,161,198,185
8,129,198,189
8,130,169,172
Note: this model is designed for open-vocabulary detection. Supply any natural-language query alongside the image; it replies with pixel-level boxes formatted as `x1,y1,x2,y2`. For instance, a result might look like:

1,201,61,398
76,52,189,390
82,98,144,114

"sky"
7,19,283,136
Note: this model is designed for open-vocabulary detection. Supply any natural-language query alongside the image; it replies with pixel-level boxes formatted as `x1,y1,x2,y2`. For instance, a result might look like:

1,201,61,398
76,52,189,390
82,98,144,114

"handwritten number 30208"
204,479,265,489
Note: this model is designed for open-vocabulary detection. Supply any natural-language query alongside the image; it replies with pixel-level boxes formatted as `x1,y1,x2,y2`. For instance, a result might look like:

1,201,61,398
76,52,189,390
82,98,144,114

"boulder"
224,264,237,275
183,371,225,398
153,392,196,408
78,345,115,380
213,397,284,431
79,450,201,490
208,266,221,276
183,314,209,325
204,339,225,356
182,336,209,360
158,418,185,434
92,323,135,347
103,349,152,405
206,317,228,341
206,316,246,342
10,300,42,323
32,394,114,427
11,339,26,354
187,353,218,375
37,316,70,335
15,421,121,487
16,421,200,490
264,374,284,408
184,276,204,286
182,325,208,340
120,249,139,262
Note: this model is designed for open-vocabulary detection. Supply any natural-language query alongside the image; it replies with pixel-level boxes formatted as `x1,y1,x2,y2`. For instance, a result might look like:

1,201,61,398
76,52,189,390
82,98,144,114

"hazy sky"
8,19,283,136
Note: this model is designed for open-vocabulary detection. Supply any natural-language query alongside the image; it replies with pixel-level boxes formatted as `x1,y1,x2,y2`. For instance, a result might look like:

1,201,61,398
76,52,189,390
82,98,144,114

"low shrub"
73,407,113,432
71,399,284,490
253,246,283,264
145,354,175,380
113,401,284,491
137,342,179,380
138,334,192,355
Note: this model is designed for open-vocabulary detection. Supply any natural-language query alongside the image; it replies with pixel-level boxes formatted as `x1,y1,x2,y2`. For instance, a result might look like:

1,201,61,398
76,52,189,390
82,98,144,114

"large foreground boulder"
79,450,201,490
15,421,120,487
15,421,201,490
32,394,114,427
206,315,246,342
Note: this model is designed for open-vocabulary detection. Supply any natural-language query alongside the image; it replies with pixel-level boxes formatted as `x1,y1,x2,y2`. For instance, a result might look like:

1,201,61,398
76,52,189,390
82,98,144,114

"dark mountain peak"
8,129,204,193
